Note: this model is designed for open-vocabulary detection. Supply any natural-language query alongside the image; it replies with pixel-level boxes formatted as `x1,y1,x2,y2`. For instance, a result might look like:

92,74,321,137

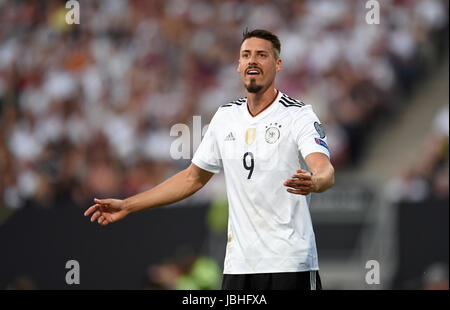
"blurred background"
0,0,448,290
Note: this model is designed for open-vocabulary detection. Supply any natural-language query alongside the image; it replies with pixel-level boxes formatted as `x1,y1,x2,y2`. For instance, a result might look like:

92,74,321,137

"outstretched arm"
283,152,335,195
84,163,214,226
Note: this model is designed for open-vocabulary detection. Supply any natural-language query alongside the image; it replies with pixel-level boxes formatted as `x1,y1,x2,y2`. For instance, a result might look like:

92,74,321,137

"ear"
276,58,282,73
237,59,242,73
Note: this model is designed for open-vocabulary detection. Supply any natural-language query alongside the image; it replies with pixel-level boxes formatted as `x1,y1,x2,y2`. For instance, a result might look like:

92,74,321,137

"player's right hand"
84,198,129,227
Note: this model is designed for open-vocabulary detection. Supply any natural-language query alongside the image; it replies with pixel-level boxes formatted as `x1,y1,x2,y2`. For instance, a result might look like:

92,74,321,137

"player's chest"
217,117,295,159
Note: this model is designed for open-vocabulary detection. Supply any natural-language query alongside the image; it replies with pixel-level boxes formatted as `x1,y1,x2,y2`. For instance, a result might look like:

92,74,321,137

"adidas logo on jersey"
225,132,235,141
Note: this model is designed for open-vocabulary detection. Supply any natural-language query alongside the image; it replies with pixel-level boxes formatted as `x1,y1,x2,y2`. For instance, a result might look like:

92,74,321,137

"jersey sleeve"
294,105,331,159
192,110,223,174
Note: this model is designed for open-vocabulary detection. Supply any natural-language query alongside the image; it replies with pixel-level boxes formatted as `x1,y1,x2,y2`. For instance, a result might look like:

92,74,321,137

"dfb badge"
265,123,281,144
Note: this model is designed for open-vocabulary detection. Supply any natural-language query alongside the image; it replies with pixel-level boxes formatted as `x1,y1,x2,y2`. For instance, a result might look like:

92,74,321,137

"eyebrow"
241,50,269,54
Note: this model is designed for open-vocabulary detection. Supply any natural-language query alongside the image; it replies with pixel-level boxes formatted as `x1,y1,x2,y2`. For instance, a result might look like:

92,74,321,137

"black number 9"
243,152,254,179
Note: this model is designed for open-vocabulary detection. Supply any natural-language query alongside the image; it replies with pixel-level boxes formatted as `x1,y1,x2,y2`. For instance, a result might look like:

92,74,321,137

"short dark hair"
241,29,281,59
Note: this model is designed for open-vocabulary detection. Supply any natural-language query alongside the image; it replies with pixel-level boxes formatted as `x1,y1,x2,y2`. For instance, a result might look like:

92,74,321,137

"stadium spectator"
385,104,449,203
0,0,448,211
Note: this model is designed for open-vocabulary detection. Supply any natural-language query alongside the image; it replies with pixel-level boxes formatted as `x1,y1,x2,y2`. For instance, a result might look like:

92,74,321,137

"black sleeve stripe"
232,97,246,105
282,94,303,104
280,103,303,108
282,93,300,101
220,97,246,108
280,97,304,107
281,100,299,106
281,95,304,106
280,97,297,105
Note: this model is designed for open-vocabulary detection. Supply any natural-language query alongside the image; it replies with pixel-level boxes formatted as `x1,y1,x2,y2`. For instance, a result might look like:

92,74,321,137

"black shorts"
221,271,322,290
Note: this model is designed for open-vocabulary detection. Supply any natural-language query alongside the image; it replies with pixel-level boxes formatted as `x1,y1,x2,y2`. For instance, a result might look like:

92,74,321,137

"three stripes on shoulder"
221,97,246,108
220,94,305,108
279,94,305,107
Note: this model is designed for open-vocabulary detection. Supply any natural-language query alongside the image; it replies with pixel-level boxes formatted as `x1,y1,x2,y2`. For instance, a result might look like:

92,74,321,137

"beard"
245,78,263,93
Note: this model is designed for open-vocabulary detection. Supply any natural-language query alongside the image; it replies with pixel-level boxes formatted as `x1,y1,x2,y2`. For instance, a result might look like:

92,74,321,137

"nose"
247,60,259,71
246,52,259,65
248,54,258,65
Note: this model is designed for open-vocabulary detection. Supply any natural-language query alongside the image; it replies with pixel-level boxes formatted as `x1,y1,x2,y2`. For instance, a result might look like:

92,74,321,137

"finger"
284,184,312,191
286,188,310,195
286,184,313,190
94,198,112,205
288,178,313,185
286,188,303,194
284,179,313,190
291,173,311,180
284,179,313,187
100,219,109,227
294,183,313,190
100,214,110,225
84,204,99,216
91,210,102,222
290,175,311,182
285,186,313,193
98,216,105,224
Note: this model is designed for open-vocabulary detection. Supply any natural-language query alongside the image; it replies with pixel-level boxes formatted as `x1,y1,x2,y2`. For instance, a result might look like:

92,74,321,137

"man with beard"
85,29,335,290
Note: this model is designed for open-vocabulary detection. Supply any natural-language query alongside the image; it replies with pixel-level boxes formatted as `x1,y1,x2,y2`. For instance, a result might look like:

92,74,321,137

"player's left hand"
283,169,314,195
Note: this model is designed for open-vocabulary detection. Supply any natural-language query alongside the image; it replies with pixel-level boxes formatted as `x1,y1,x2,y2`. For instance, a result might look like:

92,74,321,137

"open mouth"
246,68,261,76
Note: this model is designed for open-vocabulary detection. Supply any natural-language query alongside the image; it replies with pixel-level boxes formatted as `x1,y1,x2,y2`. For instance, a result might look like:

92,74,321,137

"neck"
246,85,278,117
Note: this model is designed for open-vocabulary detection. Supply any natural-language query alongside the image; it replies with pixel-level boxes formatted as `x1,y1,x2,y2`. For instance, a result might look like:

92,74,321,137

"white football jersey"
192,90,330,274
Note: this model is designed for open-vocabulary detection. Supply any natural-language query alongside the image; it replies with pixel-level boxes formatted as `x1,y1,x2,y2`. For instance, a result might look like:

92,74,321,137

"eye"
242,53,250,59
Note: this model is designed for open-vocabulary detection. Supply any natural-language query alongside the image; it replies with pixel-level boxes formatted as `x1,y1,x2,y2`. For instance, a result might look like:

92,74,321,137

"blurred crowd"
385,103,449,203
0,0,448,215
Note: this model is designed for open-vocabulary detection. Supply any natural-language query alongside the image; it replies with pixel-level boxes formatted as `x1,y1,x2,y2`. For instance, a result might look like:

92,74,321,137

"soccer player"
84,29,335,290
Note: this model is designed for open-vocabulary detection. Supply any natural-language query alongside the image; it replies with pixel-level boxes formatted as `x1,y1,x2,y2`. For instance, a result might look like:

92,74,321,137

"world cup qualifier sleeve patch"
315,138,329,150
314,122,326,138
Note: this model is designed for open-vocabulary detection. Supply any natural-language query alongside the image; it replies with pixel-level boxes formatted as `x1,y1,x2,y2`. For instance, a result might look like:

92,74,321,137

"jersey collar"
244,90,281,124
